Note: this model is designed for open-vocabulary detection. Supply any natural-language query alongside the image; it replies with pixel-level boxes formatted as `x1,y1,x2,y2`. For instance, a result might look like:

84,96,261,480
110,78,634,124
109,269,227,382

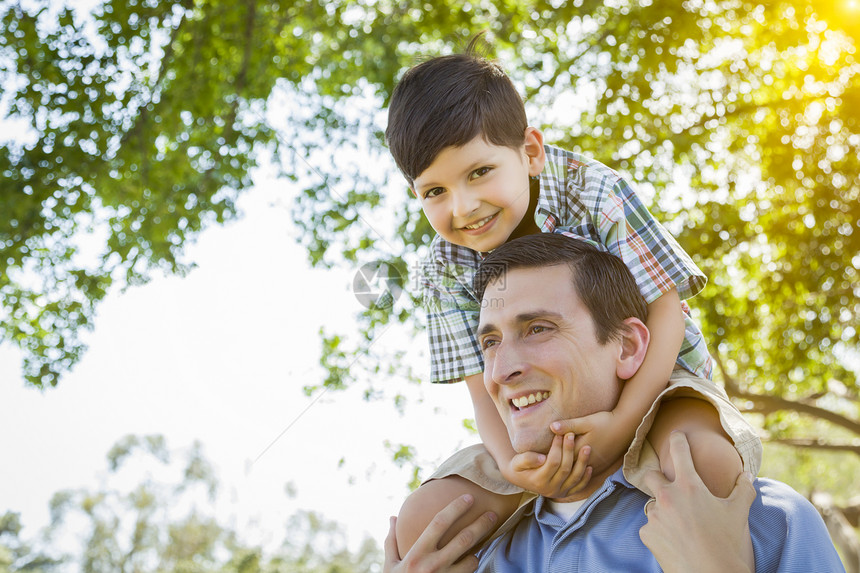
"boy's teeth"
513,392,549,409
464,215,493,230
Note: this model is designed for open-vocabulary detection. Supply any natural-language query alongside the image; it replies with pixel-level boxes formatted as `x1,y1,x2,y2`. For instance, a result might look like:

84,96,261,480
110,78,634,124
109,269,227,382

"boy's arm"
553,288,685,472
464,374,592,497
464,373,517,465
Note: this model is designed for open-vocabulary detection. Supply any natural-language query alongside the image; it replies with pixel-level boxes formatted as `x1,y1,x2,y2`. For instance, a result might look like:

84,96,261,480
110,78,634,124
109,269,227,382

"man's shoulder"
751,477,834,543
753,478,820,520
751,478,844,570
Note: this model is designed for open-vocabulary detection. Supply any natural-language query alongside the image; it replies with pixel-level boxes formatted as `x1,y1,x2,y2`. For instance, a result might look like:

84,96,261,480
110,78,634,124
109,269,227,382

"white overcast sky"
0,167,477,555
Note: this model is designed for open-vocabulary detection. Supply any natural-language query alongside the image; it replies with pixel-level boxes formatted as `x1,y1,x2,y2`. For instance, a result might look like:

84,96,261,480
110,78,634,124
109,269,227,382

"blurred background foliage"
1,0,858,566
0,435,381,572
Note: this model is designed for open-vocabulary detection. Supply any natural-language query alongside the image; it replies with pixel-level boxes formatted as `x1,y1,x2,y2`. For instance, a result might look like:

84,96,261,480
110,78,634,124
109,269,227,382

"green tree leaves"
1,0,282,386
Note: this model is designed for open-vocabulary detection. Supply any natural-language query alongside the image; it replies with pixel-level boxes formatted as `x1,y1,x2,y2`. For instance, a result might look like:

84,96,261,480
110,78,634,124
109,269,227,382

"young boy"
384,38,762,558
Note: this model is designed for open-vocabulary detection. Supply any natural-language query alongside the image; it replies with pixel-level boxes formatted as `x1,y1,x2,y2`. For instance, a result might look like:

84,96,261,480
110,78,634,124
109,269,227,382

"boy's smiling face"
413,128,546,253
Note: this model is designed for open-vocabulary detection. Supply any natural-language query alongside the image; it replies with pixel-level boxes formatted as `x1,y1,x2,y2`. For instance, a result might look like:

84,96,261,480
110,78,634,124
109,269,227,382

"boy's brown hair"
385,35,528,185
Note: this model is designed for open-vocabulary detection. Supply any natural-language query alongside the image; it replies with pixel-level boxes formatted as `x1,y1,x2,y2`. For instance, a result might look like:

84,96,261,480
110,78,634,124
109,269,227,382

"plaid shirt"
420,145,713,383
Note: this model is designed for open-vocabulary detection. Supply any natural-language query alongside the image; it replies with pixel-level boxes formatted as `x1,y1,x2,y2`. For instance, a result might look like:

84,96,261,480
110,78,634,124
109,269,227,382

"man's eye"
423,187,444,199
480,338,498,352
529,325,548,335
470,167,491,180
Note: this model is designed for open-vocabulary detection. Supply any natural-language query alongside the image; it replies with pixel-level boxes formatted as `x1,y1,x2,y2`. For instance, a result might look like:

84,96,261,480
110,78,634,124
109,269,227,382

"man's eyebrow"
476,322,496,339
476,310,564,338
515,310,564,323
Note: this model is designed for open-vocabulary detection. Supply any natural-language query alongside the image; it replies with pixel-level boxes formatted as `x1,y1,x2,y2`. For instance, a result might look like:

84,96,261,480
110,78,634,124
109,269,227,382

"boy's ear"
615,317,650,380
409,186,418,198
524,126,546,177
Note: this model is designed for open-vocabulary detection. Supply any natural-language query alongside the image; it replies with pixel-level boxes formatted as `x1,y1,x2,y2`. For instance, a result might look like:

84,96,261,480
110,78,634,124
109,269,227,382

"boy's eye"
423,187,444,199
470,166,491,180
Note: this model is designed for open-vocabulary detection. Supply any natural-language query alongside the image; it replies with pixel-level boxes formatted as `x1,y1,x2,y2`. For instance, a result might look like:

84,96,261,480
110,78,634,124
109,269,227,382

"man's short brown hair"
474,234,649,344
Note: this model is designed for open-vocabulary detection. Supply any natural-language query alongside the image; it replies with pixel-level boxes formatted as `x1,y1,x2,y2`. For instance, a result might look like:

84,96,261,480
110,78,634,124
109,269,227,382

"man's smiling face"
477,264,625,454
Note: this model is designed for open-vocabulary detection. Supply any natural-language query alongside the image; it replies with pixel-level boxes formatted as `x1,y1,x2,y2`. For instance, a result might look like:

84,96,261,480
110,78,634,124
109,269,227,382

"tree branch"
234,0,256,94
681,92,834,133
524,30,612,101
716,353,860,436
771,438,860,456
118,3,190,150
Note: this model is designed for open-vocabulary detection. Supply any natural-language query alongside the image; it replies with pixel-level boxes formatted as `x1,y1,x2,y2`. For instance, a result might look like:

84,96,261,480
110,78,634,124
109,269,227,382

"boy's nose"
451,190,480,219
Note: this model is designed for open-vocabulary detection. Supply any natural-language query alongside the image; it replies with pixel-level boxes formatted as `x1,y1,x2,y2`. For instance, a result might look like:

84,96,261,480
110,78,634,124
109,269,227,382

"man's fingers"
416,494,476,552
382,517,400,571
667,431,700,482
642,467,670,496
448,554,480,573
728,471,756,509
387,498,496,573
436,510,498,571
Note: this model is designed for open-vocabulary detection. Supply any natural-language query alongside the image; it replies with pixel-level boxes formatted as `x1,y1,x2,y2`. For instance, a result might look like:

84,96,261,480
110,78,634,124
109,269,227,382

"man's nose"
451,188,480,219
490,341,528,386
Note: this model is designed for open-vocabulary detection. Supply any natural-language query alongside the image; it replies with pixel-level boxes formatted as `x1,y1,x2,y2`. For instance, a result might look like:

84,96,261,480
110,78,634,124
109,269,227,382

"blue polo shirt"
477,468,844,572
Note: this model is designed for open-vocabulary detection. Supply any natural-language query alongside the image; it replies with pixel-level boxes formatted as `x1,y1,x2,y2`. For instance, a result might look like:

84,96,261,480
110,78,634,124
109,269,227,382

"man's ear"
524,126,546,176
616,317,650,380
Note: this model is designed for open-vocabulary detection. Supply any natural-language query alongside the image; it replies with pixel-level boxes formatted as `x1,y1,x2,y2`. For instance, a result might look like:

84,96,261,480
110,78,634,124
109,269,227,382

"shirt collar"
478,467,633,555
534,144,582,232
533,466,635,526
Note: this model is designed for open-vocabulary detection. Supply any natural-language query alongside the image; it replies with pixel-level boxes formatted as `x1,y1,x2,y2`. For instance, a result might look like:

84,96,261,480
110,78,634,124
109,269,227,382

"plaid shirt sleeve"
585,171,706,304
568,164,713,378
420,254,484,383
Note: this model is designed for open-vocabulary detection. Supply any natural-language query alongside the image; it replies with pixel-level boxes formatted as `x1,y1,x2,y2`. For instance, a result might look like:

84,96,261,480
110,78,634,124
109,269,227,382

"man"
385,234,844,572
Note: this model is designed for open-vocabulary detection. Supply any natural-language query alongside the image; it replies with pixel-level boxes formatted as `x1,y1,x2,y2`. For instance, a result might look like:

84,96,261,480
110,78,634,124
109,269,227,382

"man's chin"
511,432,554,456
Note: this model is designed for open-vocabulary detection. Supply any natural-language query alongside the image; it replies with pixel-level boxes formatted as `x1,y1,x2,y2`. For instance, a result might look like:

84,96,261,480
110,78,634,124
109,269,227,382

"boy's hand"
551,410,635,475
504,432,593,498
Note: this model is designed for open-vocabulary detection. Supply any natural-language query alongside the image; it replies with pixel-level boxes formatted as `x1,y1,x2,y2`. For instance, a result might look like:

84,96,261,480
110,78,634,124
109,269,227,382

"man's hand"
383,494,498,573
551,410,632,475
639,432,757,573
505,433,592,498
